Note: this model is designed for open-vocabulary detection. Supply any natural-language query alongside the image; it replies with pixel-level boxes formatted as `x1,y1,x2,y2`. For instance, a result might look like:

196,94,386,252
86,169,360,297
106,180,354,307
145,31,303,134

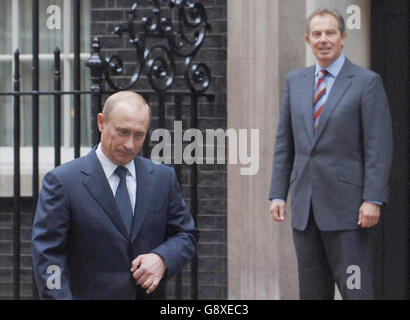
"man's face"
305,14,347,68
98,101,149,166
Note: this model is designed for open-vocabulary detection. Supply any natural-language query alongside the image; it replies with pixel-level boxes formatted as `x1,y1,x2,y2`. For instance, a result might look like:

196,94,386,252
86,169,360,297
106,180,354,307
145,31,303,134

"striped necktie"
313,69,328,132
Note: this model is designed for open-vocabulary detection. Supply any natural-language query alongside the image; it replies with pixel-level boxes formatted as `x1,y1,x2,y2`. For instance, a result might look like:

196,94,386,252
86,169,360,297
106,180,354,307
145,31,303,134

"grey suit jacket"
269,58,393,231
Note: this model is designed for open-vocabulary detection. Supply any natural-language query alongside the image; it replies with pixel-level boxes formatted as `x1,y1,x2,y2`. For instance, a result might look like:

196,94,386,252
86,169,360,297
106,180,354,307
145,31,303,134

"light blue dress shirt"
315,53,346,98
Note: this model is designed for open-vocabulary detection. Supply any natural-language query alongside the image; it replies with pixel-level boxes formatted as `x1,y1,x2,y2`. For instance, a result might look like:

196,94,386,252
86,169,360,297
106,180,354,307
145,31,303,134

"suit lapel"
311,59,354,149
130,157,155,243
81,149,130,241
300,66,316,145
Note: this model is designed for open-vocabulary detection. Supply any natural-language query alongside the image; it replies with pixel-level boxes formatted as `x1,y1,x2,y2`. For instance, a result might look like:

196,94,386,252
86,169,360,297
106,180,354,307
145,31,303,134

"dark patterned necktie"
114,166,133,234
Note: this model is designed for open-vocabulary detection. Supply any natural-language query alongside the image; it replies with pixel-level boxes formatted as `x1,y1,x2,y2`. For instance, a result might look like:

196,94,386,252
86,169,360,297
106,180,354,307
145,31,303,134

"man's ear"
305,33,310,45
97,113,104,133
341,32,347,47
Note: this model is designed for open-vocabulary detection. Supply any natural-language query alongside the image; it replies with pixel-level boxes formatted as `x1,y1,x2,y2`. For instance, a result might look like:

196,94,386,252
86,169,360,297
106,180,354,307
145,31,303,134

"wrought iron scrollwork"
89,0,211,93
184,57,210,92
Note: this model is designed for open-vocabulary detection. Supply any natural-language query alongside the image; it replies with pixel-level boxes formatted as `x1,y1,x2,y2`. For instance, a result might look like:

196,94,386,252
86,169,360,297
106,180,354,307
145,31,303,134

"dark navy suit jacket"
32,149,199,299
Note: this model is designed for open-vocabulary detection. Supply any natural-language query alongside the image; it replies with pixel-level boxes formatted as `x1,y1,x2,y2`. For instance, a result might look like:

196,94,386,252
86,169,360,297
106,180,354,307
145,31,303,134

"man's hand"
270,200,286,222
131,253,166,294
358,201,380,228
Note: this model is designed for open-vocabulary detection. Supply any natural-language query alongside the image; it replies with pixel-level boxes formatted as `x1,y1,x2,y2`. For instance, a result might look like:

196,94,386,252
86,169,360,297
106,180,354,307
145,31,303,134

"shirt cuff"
365,200,383,206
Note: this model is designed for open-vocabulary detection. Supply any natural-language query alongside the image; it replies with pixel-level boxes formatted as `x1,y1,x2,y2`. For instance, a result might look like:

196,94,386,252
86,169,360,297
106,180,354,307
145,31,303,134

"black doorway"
371,0,409,299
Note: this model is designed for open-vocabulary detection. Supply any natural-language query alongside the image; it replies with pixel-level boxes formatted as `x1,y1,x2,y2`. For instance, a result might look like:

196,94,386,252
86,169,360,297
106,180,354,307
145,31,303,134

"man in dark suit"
32,91,199,299
269,9,392,299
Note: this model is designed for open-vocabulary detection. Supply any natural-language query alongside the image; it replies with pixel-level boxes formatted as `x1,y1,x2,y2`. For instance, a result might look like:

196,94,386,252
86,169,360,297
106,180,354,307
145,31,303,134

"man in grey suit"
269,9,393,299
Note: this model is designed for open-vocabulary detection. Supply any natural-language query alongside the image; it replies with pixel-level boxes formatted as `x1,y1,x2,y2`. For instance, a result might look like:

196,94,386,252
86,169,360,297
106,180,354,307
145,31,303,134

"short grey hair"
306,8,346,35
102,91,152,128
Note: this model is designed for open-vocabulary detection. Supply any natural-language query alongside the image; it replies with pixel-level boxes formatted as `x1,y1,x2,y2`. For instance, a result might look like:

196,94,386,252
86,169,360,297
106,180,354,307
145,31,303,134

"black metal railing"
0,0,212,300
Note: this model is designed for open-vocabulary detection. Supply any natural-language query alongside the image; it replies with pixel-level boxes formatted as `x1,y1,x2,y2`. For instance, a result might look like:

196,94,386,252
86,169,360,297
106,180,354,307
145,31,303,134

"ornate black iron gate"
0,0,213,300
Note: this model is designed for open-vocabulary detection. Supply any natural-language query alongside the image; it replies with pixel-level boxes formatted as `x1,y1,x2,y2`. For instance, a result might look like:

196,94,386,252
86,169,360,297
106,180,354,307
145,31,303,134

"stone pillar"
227,0,305,299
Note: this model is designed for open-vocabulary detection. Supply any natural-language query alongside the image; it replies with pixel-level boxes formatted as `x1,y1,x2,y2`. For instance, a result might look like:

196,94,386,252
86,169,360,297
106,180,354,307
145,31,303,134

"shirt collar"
96,143,136,180
315,53,345,78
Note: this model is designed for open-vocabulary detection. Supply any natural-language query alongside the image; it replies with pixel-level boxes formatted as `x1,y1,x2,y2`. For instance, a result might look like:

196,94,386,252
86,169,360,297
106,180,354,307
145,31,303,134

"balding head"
102,91,151,128
97,91,151,166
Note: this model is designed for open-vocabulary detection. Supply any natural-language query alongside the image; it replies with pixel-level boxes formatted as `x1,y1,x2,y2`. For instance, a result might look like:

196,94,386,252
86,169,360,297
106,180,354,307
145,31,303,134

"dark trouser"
292,210,375,300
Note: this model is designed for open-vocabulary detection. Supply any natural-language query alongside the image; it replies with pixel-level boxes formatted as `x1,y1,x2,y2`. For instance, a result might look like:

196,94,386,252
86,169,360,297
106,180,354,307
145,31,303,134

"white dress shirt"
96,143,137,213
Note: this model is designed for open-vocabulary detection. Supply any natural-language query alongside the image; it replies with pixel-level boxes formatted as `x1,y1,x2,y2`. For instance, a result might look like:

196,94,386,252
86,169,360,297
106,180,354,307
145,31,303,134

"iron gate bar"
54,48,62,167
158,94,166,129
0,91,96,96
73,0,81,159
31,0,40,300
86,38,105,146
13,50,21,301
0,90,213,97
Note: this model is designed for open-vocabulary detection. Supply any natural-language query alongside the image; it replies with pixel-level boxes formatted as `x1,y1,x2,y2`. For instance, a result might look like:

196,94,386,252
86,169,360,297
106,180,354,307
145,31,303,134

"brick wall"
0,198,33,299
91,0,227,299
